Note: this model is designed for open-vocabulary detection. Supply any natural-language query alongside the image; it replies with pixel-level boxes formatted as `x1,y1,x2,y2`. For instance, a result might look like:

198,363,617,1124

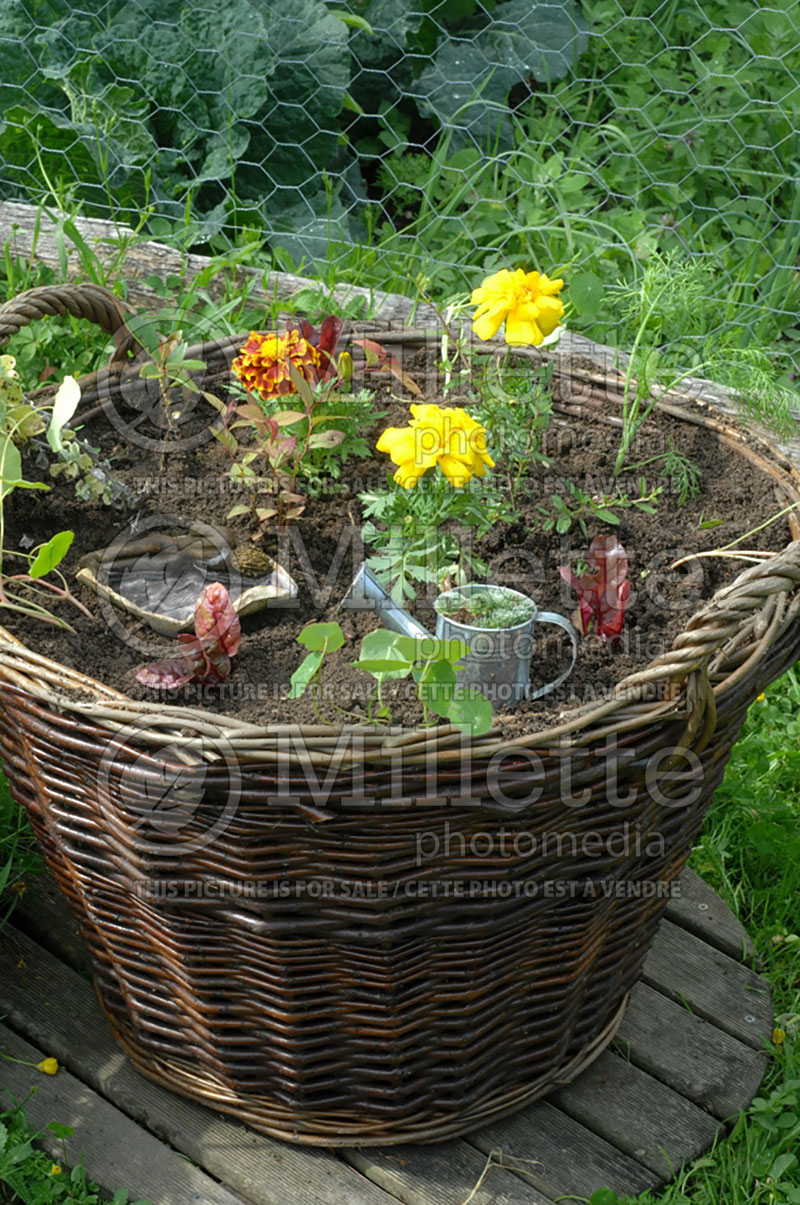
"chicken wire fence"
0,0,799,366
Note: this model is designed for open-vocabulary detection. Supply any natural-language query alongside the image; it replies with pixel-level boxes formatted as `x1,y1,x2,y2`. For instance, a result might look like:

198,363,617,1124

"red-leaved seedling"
291,315,344,381
350,337,424,397
136,582,242,689
559,534,631,648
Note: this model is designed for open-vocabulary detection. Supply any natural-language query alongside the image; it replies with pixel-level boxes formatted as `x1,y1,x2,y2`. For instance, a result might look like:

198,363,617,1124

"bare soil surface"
3,360,790,735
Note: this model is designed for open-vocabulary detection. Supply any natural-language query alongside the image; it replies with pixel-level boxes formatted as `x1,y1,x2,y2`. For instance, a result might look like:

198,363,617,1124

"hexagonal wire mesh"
0,0,798,373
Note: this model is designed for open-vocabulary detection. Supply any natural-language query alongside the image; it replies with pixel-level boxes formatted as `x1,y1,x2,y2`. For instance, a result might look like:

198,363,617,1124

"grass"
599,670,800,1205
3,1,798,383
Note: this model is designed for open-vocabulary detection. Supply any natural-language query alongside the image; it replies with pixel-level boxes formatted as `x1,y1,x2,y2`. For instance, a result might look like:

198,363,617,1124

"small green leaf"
297,621,345,652
569,271,605,319
46,1121,74,1139
414,659,456,689
355,657,413,675
287,362,314,407
330,10,374,33
392,636,468,664
360,629,403,659
594,508,620,524
770,1152,797,1178
308,429,346,449
416,660,457,718
28,530,74,579
356,630,412,679
589,1191,621,1205
341,90,366,115
447,686,493,736
289,650,323,698
0,439,22,499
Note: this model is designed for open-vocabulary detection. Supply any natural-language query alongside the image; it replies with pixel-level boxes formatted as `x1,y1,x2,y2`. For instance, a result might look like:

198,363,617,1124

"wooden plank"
549,1051,722,1180
11,869,93,977
614,980,768,1119
0,924,401,1205
666,869,756,964
0,1023,247,1205
641,919,773,1051
468,1098,654,1202
0,200,438,326
343,1144,557,1205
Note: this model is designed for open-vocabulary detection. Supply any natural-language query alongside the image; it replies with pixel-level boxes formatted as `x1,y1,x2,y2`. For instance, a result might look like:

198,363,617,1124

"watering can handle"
528,611,580,701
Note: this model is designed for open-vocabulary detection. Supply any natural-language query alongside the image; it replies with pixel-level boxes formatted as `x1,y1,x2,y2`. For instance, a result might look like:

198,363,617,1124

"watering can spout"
341,564,432,641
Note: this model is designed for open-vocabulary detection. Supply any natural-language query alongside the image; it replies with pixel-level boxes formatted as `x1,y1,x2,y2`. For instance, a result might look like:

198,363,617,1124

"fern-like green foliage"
616,252,799,446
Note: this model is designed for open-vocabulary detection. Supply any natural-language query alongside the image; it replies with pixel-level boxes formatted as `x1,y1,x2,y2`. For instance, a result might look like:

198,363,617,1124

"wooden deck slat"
0,925,401,1205
613,980,768,1119
549,1052,722,1179
664,870,756,963
468,1098,655,1202
0,1024,247,1205
342,1144,557,1205
641,919,773,1050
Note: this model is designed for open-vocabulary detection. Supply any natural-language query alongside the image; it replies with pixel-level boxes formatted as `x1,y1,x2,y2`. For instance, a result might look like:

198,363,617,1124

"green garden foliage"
0,0,585,259
0,1,798,374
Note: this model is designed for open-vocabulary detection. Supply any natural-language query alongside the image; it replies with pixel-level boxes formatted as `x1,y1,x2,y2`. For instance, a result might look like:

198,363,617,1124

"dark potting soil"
2,363,791,737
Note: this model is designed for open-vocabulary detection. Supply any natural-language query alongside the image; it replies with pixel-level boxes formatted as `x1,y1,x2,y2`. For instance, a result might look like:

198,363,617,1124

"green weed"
0,1100,153,1204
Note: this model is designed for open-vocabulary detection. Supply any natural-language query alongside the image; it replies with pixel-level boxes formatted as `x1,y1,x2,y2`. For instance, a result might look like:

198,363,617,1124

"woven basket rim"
2,282,800,759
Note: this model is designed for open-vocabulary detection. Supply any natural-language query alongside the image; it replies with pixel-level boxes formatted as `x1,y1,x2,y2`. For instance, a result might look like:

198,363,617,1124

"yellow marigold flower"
36,1057,59,1075
471,267,565,345
50,1164,63,1176
376,403,494,488
232,330,321,402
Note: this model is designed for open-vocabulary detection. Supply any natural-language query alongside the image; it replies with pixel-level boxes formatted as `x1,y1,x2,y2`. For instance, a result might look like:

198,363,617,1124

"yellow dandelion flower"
36,1057,59,1075
471,267,565,346
50,1164,63,1176
772,1026,786,1046
376,404,494,489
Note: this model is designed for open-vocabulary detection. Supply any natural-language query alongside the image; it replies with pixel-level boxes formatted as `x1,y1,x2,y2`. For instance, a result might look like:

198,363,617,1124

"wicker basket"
1,283,799,1146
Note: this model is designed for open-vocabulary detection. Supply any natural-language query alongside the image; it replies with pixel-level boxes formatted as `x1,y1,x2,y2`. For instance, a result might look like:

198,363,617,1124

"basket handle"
0,282,144,362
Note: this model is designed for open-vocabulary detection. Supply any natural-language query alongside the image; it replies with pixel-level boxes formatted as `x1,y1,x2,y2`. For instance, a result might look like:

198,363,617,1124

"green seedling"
536,479,662,538
289,623,493,735
352,629,493,735
289,621,346,705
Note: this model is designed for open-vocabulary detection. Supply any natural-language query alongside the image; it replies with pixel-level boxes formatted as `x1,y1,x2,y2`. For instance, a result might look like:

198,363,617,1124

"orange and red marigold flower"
232,317,343,403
